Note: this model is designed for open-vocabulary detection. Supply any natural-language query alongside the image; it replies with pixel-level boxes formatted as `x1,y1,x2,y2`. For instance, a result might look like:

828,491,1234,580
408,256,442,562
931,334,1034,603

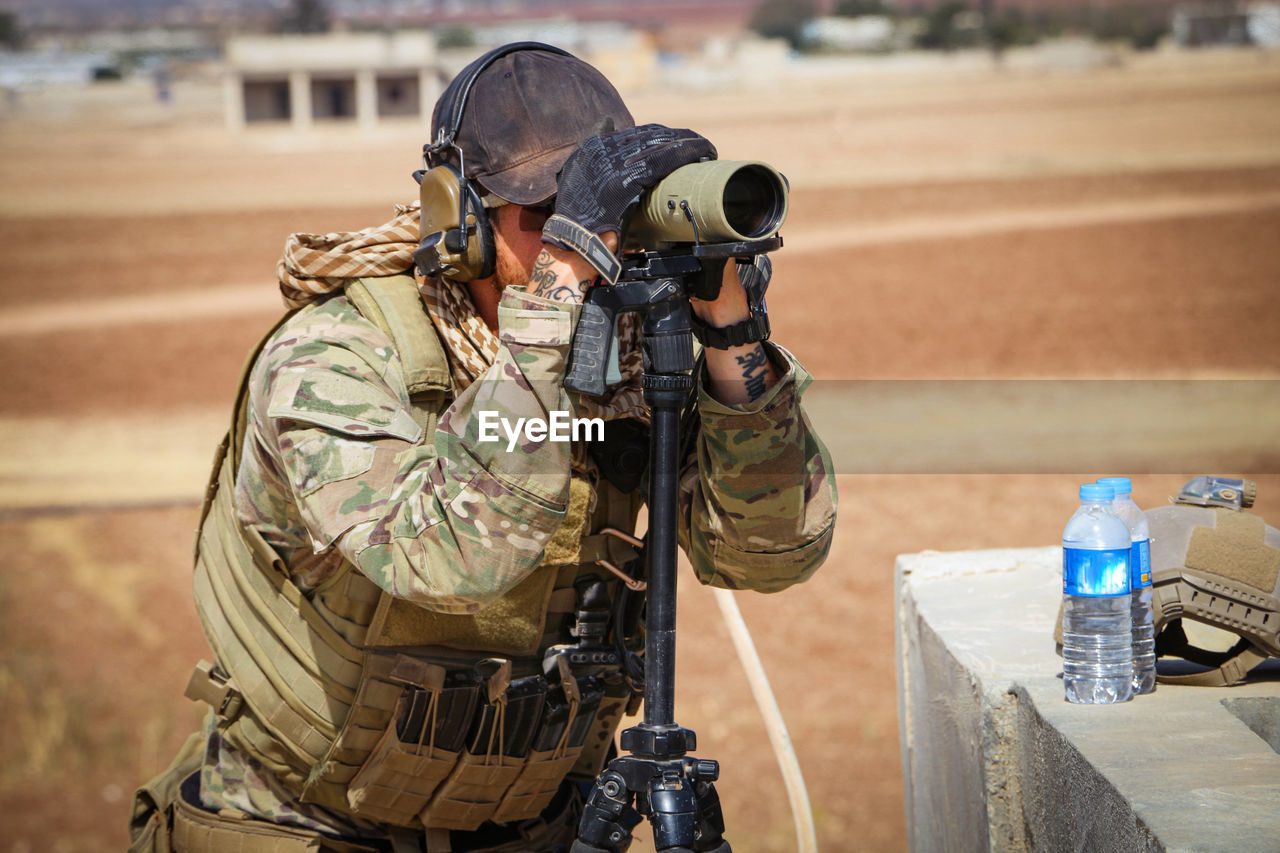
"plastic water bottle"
1062,483,1133,704
1098,477,1156,695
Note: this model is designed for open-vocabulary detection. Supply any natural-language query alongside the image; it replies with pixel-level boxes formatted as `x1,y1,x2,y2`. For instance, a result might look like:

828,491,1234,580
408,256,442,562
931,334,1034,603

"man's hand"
553,124,716,237
542,124,716,282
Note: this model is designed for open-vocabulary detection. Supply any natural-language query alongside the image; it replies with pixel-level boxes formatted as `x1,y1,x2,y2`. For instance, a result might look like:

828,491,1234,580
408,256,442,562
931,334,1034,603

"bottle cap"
1080,483,1114,501
1097,476,1132,496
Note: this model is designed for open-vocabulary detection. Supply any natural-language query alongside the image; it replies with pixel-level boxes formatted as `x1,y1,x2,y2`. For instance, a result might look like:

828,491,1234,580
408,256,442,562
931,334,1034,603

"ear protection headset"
413,42,572,282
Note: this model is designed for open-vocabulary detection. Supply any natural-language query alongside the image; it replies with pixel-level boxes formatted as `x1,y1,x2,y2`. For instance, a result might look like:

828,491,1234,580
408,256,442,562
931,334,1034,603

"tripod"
564,239,777,853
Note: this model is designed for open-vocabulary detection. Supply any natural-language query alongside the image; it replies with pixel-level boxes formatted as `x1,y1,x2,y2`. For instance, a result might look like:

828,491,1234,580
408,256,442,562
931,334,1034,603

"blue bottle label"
1063,547,1130,596
1131,538,1151,589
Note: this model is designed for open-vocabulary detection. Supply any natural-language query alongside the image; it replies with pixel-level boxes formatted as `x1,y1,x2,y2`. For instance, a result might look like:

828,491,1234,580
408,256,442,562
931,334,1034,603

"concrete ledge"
895,547,1280,852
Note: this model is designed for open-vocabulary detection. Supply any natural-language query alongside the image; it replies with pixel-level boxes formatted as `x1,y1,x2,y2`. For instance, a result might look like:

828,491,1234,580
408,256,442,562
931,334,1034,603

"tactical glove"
542,123,717,283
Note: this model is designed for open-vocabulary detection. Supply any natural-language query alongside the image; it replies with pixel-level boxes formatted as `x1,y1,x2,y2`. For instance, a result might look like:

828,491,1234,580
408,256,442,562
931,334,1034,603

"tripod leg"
690,778,730,853
572,770,635,853
648,768,731,853
647,771,696,852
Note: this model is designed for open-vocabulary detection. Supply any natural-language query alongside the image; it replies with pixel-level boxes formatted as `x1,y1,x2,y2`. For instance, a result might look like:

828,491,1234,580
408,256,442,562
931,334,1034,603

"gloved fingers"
572,124,717,176
622,135,717,186
605,124,718,169
550,123,718,240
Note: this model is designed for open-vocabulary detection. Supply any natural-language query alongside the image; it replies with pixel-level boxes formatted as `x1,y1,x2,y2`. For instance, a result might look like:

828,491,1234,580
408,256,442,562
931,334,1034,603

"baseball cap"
429,44,635,206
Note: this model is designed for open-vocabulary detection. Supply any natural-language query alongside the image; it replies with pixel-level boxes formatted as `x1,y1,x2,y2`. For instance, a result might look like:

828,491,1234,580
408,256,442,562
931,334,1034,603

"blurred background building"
1,0,1278,123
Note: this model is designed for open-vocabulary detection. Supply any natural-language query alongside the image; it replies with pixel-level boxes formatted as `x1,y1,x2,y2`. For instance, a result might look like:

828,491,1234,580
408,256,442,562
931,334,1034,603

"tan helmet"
1149,476,1280,686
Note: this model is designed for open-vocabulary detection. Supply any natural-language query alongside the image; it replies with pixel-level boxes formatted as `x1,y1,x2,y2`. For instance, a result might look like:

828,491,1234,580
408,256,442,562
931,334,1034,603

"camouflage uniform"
191,278,836,839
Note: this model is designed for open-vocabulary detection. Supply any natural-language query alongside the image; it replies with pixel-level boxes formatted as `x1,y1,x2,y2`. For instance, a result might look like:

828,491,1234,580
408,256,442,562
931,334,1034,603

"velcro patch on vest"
540,477,594,566
373,563,558,656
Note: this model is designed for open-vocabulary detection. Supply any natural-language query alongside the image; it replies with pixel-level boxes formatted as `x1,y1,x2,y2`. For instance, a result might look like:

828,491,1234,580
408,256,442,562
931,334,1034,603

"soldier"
130,43,836,853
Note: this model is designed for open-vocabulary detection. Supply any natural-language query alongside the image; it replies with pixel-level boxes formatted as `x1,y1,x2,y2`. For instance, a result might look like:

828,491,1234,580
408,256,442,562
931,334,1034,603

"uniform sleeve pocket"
703,520,834,592
268,368,423,443
281,432,377,497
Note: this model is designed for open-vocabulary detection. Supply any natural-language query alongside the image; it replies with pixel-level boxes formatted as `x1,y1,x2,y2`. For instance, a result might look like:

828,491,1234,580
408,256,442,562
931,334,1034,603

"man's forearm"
694,261,778,407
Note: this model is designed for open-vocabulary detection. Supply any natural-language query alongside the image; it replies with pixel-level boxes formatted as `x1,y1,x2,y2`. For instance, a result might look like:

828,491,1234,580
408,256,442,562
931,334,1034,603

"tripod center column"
641,372,695,731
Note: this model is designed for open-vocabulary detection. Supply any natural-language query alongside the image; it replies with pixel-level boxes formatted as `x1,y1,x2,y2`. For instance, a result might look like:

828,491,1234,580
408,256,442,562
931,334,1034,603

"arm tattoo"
735,346,770,402
528,250,559,297
527,250,595,302
539,283,586,302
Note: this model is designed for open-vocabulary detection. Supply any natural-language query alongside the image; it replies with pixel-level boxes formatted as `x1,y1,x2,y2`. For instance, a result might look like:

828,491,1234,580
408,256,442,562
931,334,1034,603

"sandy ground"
1,46,1279,852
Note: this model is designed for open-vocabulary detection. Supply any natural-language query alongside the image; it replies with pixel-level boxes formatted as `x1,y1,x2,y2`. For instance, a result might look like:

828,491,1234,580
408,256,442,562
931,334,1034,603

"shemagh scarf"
275,202,648,424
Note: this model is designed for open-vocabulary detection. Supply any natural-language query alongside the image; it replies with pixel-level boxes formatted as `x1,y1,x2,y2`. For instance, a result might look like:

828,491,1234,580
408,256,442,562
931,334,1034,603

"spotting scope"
627,160,789,246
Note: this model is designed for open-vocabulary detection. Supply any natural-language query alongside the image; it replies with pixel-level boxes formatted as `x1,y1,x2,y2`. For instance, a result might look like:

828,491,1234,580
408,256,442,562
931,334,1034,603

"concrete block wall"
223,32,440,131
895,547,1280,852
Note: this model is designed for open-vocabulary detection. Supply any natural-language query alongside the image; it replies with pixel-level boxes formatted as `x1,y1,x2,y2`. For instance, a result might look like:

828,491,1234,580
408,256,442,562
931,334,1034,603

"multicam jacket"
198,279,836,834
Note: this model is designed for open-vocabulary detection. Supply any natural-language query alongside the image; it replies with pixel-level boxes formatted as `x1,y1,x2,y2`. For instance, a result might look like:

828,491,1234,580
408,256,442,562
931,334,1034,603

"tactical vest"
185,274,644,831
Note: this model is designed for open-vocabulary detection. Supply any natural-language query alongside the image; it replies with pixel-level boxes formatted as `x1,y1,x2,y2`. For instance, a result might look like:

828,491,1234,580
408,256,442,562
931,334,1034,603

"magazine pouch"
343,656,482,825
419,664,547,831
493,662,604,824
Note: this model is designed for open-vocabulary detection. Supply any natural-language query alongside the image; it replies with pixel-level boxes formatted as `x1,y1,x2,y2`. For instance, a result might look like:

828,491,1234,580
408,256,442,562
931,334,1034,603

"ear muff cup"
414,164,495,282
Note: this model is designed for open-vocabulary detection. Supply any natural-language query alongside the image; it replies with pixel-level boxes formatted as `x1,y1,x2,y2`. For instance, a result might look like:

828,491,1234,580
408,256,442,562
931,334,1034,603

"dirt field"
1,46,1278,852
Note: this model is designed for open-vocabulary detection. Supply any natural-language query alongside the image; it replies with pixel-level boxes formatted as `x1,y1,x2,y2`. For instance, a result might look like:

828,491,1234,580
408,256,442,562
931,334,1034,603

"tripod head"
563,238,780,397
